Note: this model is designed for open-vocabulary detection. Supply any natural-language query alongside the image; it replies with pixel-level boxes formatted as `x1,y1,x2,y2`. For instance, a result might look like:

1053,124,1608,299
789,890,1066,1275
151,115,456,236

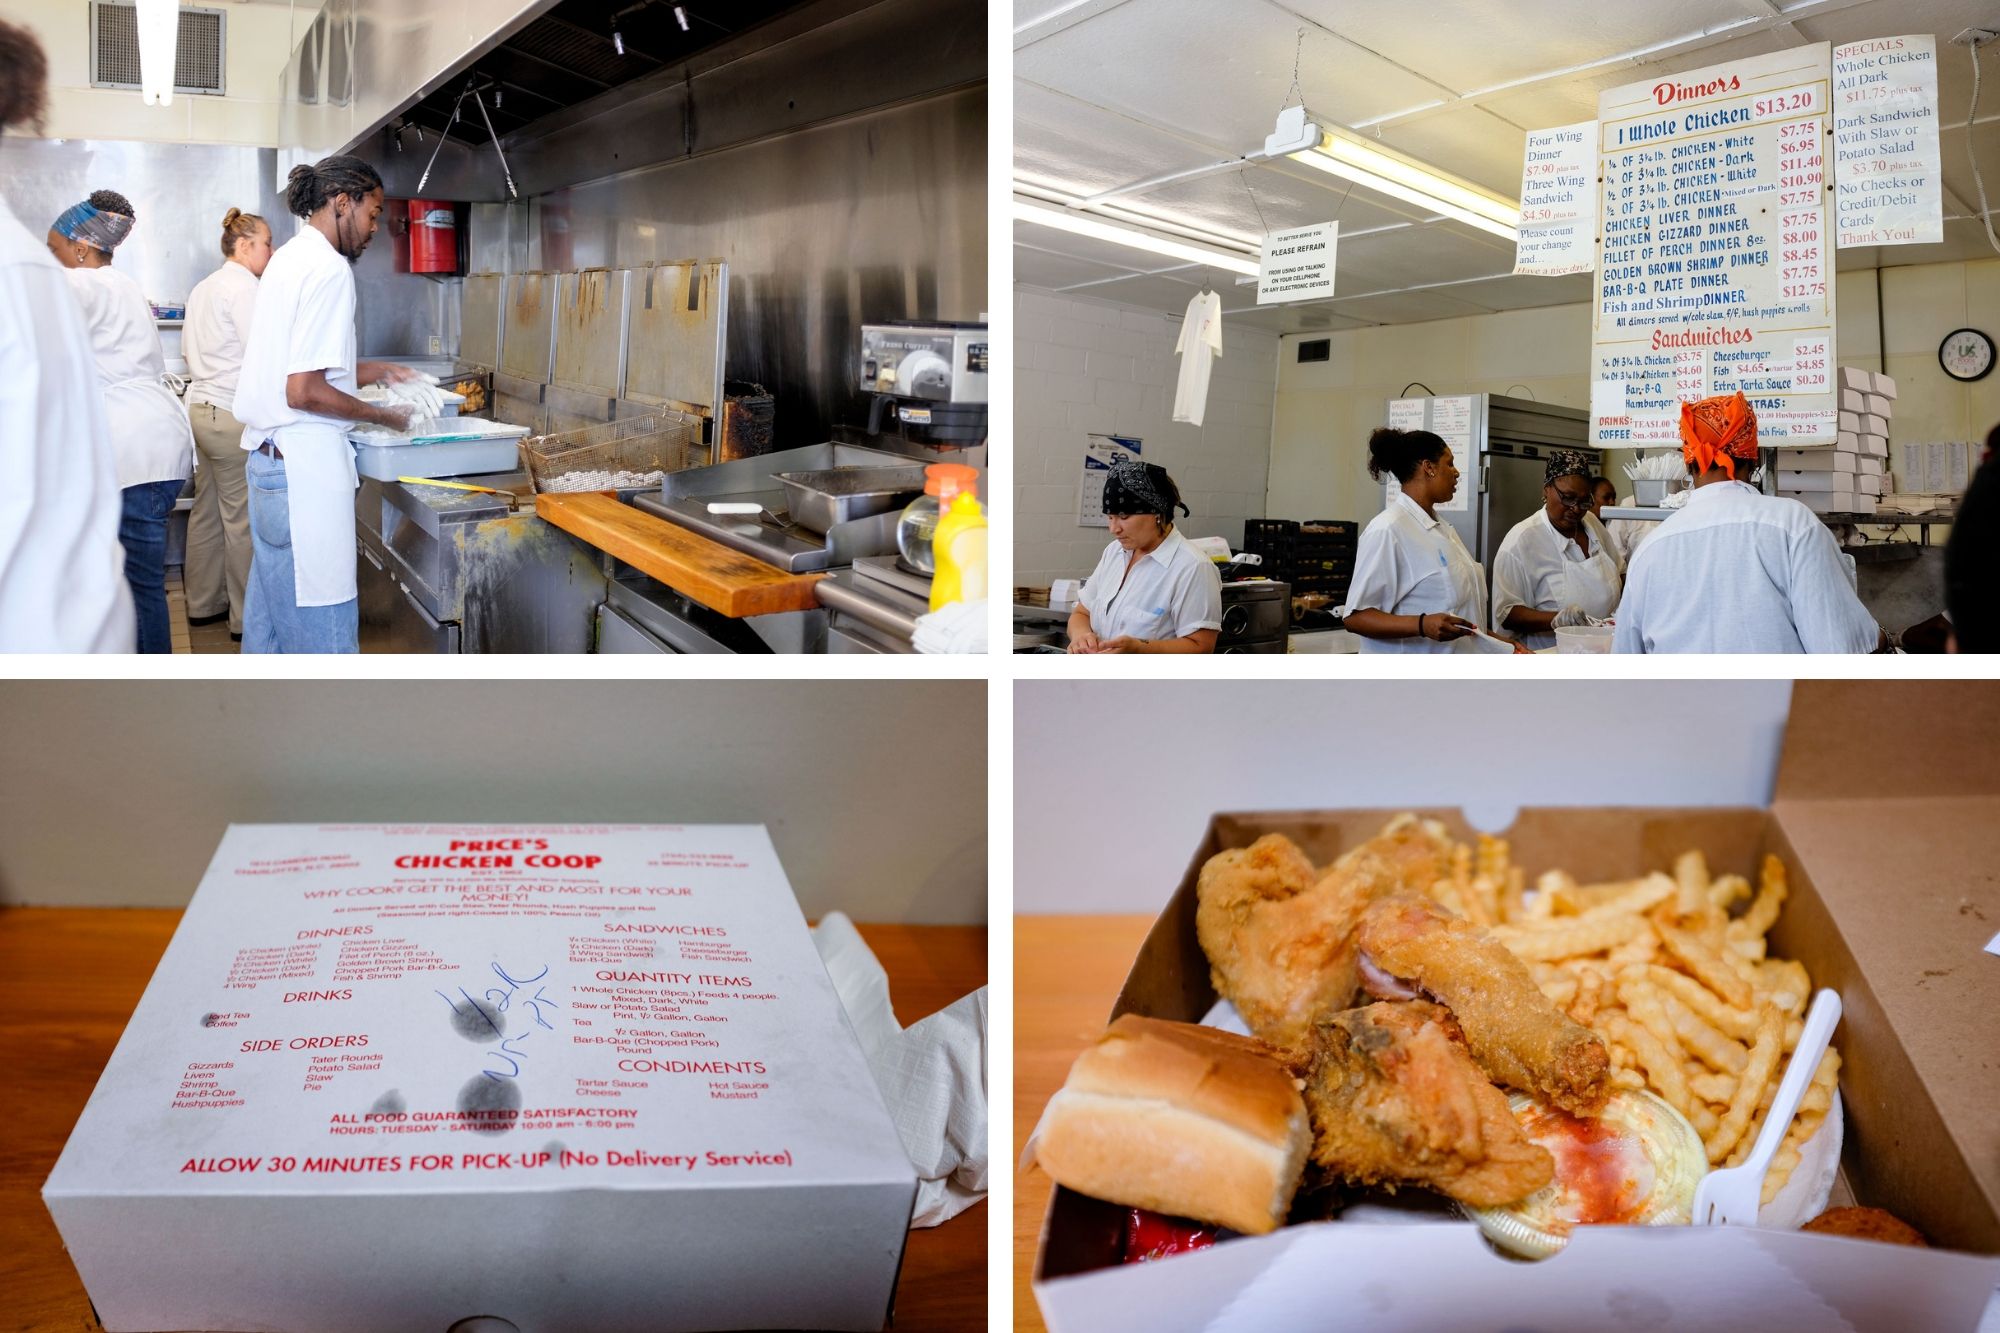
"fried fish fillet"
1356,895,1609,1115
1303,1000,1553,1207
1196,826,1449,1059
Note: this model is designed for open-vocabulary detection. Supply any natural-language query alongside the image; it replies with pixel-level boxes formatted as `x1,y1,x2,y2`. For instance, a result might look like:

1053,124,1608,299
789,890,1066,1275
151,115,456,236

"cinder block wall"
1014,286,1280,587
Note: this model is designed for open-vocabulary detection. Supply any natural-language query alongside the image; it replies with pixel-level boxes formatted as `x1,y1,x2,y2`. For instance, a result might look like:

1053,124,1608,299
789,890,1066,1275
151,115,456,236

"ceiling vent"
91,3,226,97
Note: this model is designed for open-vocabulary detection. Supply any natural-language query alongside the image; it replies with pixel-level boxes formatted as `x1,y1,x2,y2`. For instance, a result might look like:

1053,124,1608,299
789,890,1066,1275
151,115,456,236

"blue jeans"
243,448,358,653
120,478,183,654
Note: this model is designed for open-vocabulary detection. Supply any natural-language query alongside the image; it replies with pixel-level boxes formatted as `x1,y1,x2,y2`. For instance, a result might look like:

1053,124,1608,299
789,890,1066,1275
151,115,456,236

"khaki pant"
186,400,251,633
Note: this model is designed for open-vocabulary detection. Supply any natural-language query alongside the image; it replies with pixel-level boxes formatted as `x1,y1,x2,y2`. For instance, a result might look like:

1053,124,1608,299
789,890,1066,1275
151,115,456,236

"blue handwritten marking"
455,961,561,1082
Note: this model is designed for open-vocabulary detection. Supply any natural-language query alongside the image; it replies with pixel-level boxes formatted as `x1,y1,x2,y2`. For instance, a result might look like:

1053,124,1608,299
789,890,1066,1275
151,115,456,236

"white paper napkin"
812,911,988,1227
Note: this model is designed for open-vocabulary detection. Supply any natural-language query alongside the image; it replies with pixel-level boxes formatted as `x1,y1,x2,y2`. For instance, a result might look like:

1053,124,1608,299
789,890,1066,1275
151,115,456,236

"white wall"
4,0,309,147
1014,680,1794,914
1267,259,2000,529
0,680,987,925
1015,285,1280,587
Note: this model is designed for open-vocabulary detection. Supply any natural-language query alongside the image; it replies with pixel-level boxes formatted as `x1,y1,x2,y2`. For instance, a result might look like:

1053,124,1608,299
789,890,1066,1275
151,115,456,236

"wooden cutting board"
536,491,822,618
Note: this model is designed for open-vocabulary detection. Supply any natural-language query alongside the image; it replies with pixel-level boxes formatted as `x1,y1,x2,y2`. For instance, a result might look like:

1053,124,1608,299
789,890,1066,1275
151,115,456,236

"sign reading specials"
1590,44,1838,449
1257,220,1339,304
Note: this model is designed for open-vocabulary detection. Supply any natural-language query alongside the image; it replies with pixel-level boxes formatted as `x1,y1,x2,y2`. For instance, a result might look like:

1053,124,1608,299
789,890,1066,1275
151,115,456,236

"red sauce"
1121,1208,1218,1263
1523,1109,1649,1225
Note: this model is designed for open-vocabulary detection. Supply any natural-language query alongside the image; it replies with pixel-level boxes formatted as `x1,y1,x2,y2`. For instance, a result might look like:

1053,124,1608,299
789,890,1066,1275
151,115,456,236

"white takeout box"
1032,684,2000,1332
1774,449,1855,471
44,824,916,1333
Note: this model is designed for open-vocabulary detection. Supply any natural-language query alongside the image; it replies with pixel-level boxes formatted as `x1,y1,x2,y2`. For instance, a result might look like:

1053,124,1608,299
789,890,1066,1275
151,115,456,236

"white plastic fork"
1692,987,1842,1227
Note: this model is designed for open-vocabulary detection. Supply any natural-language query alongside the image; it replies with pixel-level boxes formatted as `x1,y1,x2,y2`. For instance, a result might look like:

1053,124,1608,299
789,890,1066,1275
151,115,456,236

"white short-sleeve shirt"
1342,491,1488,654
1490,509,1624,651
184,259,260,411
231,225,357,439
1079,526,1224,643
63,265,194,488
1172,291,1223,426
1612,481,1879,654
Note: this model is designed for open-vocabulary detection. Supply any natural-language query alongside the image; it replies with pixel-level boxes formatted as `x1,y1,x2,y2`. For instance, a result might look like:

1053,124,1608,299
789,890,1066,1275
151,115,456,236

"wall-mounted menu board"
1590,44,1837,450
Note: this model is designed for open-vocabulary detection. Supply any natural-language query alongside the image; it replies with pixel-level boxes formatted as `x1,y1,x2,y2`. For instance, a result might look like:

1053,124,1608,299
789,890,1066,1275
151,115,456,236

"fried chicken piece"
1356,895,1609,1115
1196,829,1442,1059
1303,1000,1553,1207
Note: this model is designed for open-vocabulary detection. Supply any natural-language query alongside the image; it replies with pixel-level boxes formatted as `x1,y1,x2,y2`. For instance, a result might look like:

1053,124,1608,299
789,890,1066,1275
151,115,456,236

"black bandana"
1102,457,1187,522
1544,449,1594,486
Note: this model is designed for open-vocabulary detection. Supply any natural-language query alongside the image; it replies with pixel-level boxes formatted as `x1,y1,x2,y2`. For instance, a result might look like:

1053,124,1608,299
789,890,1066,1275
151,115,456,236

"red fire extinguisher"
407,199,457,274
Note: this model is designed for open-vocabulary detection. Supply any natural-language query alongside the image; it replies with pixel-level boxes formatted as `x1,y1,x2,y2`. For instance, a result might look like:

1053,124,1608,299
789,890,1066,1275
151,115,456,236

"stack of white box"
1775,366,1890,515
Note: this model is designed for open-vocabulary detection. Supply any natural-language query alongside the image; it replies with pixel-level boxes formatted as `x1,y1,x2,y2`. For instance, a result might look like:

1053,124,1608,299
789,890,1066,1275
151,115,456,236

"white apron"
1526,522,1623,651
104,372,195,489
269,422,359,607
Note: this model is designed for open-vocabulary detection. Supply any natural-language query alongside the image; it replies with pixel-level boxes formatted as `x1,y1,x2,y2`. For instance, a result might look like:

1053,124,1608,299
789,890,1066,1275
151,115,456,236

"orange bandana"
1679,391,1760,479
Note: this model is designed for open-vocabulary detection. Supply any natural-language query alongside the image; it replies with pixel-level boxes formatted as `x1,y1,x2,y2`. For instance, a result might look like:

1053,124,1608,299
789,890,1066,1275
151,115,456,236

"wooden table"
0,908,985,1333
1013,915,1155,1333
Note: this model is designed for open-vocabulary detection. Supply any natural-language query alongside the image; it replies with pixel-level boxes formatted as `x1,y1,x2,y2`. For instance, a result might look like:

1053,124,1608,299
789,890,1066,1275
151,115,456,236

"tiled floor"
165,567,240,655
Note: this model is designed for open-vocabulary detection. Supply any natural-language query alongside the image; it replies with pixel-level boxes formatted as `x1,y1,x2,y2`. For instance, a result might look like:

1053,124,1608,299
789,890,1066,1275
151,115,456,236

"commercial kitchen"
1013,0,2000,654
3,0,986,654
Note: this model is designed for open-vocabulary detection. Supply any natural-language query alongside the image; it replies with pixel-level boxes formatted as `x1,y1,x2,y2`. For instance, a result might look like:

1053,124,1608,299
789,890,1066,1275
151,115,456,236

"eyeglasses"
1550,488,1593,510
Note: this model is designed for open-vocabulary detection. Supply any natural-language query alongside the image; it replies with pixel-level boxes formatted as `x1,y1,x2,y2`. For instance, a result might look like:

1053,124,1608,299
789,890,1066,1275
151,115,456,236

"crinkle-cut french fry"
1728,854,1790,942
1430,879,1471,920
1476,833,1510,885
1502,866,1527,924
1604,925,1660,967
1783,1017,1804,1051
1606,1014,1694,1119
1538,975,1579,1007
1727,933,1768,962
1707,872,1752,909
1689,1070,1738,1104
1576,872,1675,923
1688,1102,1720,1137
1460,874,1497,929
1566,965,1607,1026
1494,913,1650,961
1658,990,1749,1074
1674,849,1711,918
1449,841,1473,893
1658,921,1754,1009
1538,869,1580,915
1645,965,1759,1040
1755,959,1811,1014
1706,1005,1782,1163
1759,1142,1804,1204
1610,1067,1648,1091
1615,966,1687,1066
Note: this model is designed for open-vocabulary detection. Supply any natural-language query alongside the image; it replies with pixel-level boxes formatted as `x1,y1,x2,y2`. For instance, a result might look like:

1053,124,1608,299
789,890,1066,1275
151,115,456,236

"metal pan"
773,467,927,533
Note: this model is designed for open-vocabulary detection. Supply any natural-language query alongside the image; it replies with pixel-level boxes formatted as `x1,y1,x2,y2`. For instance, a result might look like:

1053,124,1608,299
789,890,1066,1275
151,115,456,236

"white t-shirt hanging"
1172,290,1223,426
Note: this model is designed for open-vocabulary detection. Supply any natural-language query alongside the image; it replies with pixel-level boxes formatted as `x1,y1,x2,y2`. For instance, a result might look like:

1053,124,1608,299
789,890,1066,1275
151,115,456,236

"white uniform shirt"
231,224,362,608
63,265,195,489
1491,509,1623,652
1172,291,1223,426
1078,526,1223,643
0,193,134,651
1343,491,1488,654
183,258,259,410
1613,481,1878,654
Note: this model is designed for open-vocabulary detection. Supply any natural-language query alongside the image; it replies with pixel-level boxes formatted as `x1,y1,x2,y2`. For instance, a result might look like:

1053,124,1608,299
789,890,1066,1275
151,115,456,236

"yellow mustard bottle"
929,490,988,611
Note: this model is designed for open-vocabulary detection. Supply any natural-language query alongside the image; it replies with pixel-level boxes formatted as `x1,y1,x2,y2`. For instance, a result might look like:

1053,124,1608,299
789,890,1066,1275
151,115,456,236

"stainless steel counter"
354,471,608,653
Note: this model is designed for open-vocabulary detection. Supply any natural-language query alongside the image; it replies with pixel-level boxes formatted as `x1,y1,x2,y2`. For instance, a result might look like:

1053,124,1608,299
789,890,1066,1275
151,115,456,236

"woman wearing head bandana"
1489,449,1624,651
47,190,196,653
1066,457,1221,653
1613,391,1883,653
1342,428,1508,653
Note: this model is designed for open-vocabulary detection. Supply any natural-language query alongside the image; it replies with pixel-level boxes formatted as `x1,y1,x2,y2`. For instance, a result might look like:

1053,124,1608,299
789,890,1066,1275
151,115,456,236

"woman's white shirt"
1342,491,1487,654
184,258,259,411
62,265,194,488
1490,508,1623,651
1078,526,1223,642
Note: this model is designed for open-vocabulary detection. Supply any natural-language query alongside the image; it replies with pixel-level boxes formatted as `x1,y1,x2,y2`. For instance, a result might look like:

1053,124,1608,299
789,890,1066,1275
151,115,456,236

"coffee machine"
859,321,988,448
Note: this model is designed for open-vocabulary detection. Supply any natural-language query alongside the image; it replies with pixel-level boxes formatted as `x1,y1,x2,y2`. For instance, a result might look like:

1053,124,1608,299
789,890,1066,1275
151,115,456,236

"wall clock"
1939,327,1994,382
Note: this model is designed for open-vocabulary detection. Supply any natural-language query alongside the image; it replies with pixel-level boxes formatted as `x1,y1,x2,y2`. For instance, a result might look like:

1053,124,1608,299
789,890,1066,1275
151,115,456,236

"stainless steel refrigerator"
1382,393,1593,576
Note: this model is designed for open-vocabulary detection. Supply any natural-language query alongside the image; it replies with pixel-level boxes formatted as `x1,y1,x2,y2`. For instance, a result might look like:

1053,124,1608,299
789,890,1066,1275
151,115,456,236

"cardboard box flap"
1779,682,2000,800
1771,795,2000,1250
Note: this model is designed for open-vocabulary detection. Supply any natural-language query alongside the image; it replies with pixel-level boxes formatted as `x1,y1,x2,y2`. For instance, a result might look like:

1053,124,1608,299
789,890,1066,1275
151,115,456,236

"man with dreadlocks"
1066,456,1221,653
1613,391,1882,653
231,154,419,653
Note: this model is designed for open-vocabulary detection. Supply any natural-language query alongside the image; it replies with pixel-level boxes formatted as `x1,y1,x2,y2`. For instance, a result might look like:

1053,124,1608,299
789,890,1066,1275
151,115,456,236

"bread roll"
1036,1015,1309,1235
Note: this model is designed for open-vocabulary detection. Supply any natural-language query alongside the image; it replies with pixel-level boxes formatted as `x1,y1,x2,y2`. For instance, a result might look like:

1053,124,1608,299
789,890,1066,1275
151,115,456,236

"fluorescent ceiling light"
1013,199,1261,276
135,0,179,107
1272,109,1520,240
